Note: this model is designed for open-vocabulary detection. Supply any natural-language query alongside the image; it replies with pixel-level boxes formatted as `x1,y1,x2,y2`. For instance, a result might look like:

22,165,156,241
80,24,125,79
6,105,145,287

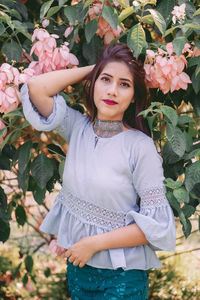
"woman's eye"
101,76,110,82
121,82,130,88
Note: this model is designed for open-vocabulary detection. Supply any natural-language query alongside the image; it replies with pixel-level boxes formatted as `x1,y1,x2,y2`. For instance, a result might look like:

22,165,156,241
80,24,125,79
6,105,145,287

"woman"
20,44,176,299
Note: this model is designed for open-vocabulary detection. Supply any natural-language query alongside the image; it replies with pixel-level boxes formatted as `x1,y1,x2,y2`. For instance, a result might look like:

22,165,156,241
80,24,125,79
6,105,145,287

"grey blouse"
20,83,176,270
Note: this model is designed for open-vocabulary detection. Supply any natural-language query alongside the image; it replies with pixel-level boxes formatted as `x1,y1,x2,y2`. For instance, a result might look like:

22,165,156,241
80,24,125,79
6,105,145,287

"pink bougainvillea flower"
42,18,50,28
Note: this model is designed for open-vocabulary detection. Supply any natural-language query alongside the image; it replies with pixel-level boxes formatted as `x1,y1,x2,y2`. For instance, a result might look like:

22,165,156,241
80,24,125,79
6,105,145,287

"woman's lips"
103,99,118,105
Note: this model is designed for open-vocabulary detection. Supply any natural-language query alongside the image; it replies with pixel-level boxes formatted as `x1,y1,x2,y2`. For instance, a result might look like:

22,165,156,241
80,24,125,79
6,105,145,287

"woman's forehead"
100,61,133,81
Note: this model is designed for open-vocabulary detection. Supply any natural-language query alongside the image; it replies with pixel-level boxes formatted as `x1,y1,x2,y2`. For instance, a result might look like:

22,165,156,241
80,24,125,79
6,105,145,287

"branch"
160,247,200,260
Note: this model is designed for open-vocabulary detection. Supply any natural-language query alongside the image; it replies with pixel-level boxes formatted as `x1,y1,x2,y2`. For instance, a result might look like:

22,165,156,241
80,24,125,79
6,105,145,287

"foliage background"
0,0,200,298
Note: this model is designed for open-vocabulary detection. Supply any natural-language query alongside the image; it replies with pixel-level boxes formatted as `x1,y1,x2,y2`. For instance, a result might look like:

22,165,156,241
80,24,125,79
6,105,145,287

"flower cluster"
171,3,186,24
0,63,34,114
29,28,79,75
88,1,123,44
144,43,192,94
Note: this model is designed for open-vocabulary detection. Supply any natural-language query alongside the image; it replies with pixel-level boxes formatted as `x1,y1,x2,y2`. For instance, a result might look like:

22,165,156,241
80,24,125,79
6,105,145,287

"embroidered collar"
93,118,123,138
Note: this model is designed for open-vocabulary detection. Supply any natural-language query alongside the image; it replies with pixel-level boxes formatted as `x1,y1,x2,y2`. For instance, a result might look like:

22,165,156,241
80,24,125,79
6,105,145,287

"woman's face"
93,61,134,121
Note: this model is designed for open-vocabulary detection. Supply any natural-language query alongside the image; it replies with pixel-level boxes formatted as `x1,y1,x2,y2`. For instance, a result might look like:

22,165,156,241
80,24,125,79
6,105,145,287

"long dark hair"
84,43,150,136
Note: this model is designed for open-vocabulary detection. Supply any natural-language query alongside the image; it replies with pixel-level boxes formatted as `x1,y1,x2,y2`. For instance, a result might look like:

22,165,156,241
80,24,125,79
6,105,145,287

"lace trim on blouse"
56,185,169,230
139,186,169,210
59,187,126,230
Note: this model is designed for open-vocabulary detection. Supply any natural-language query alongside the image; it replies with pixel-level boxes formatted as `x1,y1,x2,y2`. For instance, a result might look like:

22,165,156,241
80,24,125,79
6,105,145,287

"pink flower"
172,3,186,24
42,18,50,28
64,26,73,38
193,46,200,57
144,42,192,94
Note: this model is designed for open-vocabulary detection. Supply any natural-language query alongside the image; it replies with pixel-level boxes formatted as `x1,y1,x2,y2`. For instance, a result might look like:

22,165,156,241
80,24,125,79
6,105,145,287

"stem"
160,247,200,260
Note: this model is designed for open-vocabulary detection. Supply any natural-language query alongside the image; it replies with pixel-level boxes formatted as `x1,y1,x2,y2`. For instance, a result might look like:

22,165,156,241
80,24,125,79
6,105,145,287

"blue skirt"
66,261,149,300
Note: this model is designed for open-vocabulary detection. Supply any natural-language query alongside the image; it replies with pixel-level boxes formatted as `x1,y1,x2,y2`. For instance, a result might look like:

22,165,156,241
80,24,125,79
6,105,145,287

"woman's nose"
107,82,118,96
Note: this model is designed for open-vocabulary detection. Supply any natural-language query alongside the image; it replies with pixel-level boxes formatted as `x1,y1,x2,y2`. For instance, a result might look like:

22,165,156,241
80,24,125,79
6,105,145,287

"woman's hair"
84,43,150,135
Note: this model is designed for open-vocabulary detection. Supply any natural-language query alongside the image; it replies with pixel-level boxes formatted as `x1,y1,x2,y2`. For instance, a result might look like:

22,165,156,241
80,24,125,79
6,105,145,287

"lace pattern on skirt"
58,186,126,230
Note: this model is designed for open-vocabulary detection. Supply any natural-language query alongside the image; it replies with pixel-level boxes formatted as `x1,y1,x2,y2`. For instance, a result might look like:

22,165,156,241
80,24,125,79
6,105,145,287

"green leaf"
181,217,192,238
25,255,33,273
184,149,200,160
33,185,46,205
0,128,6,139
166,125,186,158
85,18,98,43
191,72,200,94
3,109,24,118
156,0,175,22
0,219,10,242
64,5,78,25
160,105,178,127
193,8,200,17
164,178,183,189
195,62,200,77
116,0,129,8
15,204,26,226
22,273,28,286
127,23,146,58
183,131,193,153
40,0,54,19
188,56,200,68
59,159,65,180
102,6,118,30
166,191,180,213
147,9,166,36
182,204,196,218
178,115,195,126
141,14,154,26
0,187,7,211
7,8,22,21
18,163,30,194
1,40,23,63
18,141,32,174
82,35,102,65
44,267,51,277
184,23,200,30
118,6,134,22
0,21,6,35
185,160,200,192
31,153,54,189
172,36,188,56
46,144,65,159
0,153,11,170
173,188,190,203
46,6,61,19
59,0,67,6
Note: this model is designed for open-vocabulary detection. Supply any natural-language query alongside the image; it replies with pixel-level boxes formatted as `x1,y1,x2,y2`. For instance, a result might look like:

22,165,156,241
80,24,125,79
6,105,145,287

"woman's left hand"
65,236,98,268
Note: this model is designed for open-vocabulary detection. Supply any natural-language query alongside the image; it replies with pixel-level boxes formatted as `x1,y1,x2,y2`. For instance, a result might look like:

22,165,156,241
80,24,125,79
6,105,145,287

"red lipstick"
103,99,117,105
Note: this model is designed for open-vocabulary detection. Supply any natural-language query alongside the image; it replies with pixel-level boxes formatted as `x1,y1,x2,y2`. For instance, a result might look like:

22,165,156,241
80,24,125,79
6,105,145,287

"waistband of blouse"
57,185,126,230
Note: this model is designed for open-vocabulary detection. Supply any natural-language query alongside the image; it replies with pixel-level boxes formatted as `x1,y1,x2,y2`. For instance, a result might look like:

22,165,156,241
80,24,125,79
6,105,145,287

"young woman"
20,44,176,300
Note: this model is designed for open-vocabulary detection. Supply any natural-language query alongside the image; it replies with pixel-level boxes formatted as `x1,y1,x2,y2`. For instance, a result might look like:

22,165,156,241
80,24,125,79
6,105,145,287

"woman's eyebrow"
101,72,133,83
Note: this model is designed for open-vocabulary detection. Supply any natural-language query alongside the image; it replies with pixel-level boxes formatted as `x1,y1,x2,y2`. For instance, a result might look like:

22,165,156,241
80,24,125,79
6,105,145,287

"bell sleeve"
20,82,84,143
126,136,176,252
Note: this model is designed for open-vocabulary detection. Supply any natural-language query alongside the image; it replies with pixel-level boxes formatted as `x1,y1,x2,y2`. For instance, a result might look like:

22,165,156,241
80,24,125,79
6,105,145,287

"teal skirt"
66,261,149,300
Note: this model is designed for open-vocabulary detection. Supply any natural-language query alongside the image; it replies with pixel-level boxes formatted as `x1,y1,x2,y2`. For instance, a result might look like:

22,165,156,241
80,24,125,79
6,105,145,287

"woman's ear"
131,98,135,103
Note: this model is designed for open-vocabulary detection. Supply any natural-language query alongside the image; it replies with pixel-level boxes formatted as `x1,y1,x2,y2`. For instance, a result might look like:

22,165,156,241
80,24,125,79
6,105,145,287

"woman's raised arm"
28,65,94,118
